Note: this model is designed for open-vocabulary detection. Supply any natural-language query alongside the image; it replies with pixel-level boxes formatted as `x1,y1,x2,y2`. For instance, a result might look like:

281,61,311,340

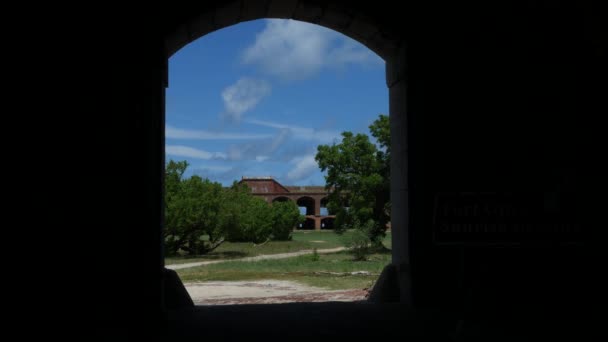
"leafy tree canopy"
315,114,390,245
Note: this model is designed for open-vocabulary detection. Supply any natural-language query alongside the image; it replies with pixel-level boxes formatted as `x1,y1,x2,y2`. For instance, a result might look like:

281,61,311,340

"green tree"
220,181,274,243
164,160,225,255
271,200,304,241
315,114,390,246
218,181,251,242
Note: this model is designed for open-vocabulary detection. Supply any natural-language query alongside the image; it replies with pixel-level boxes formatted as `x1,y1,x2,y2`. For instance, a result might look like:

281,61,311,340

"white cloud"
190,165,245,185
242,19,381,80
255,155,270,162
269,128,291,150
221,78,271,121
166,145,227,160
195,165,232,172
286,155,319,181
226,128,290,161
166,125,272,140
246,118,340,144
327,39,377,66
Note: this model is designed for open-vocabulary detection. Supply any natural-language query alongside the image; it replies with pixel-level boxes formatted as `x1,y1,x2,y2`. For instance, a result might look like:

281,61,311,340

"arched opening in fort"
272,196,290,203
296,196,316,216
162,0,409,309
320,217,335,230
320,197,332,216
299,218,316,230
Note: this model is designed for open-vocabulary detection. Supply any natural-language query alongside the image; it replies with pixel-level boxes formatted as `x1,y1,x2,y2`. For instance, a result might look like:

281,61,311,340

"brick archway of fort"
261,193,334,231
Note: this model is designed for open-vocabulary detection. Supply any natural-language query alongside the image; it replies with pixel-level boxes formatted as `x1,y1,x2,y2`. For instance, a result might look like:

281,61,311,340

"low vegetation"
164,160,304,256
165,230,391,265
176,249,391,290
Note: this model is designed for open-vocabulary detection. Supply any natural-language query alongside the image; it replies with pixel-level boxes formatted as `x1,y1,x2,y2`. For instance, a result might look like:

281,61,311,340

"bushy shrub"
343,219,375,261
221,182,273,243
271,201,303,241
164,160,225,256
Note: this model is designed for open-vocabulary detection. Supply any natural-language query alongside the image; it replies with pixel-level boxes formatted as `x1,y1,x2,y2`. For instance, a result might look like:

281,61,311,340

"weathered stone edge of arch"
164,0,399,60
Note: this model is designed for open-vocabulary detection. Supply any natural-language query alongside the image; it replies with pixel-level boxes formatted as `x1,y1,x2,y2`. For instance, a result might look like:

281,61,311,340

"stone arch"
320,197,328,215
163,0,408,302
297,196,316,216
165,0,400,61
272,196,290,203
321,217,335,230
320,197,336,215
299,218,316,230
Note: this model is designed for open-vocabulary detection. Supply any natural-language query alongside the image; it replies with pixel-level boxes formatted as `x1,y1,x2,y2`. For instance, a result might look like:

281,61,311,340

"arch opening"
297,196,316,216
162,2,406,307
320,197,331,216
299,218,316,230
272,196,290,203
321,217,335,230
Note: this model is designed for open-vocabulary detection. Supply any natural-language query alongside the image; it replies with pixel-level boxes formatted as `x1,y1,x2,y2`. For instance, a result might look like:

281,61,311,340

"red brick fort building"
238,177,335,231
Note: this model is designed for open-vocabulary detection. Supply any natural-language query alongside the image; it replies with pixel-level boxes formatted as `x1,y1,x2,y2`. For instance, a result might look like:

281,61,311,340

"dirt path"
169,247,368,304
166,247,346,270
185,280,369,305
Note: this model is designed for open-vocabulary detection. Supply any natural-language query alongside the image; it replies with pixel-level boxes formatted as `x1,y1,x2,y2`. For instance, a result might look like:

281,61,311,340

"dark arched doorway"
272,196,290,203
320,217,335,230
299,218,316,230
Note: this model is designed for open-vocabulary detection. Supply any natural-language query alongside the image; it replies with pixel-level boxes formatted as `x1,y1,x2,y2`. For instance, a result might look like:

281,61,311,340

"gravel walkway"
185,280,369,305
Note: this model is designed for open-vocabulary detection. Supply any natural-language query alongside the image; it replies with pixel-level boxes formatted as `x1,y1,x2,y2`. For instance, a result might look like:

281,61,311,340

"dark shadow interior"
320,217,334,230
300,218,316,230
272,196,290,203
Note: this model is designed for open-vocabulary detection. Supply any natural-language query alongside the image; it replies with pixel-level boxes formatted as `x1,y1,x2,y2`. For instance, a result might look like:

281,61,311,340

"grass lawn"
165,230,392,265
176,249,391,290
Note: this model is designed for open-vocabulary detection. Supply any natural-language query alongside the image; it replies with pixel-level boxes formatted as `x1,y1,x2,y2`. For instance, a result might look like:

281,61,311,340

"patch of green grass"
176,250,391,290
292,230,353,247
165,230,392,265
298,230,392,250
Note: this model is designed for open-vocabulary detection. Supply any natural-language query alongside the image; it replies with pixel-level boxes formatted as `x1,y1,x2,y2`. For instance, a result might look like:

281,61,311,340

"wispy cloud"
221,78,271,121
286,155,319,182
327,39,377,66
191,165,245,184
246,118,340,144
166,145,227,160
194,165,232,172
226,128,290,161
166,126,273,140
242,19,381,80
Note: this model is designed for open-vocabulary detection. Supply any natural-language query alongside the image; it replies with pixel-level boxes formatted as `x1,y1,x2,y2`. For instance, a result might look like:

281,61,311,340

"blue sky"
166,19,387,186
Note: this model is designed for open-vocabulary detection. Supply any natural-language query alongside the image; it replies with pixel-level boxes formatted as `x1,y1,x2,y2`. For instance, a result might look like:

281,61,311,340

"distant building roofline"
239,176,332,194
241,176,274,180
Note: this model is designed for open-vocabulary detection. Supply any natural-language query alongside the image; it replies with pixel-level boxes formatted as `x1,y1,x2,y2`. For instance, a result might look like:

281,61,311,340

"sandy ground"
185,280,369,305
173,247,368,304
